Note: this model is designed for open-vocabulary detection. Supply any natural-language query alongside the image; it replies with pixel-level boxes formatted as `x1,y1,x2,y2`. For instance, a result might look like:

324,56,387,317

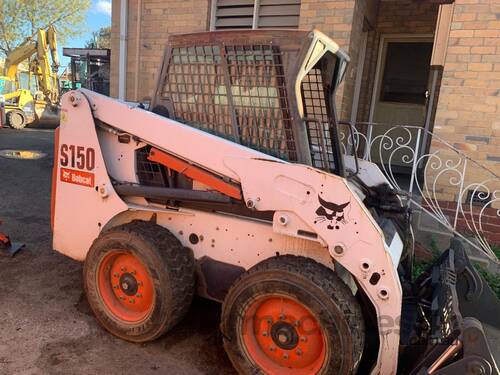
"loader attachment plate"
402,239,499,375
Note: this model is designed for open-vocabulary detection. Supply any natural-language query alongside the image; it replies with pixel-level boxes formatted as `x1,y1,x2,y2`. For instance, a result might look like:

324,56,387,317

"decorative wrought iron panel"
160,42,297,161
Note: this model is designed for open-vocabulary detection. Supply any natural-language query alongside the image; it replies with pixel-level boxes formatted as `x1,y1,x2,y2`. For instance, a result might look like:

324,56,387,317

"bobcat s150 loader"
51,30,498,375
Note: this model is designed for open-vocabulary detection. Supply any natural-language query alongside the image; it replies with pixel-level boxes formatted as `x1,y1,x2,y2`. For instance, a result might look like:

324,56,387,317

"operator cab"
150,29,353,178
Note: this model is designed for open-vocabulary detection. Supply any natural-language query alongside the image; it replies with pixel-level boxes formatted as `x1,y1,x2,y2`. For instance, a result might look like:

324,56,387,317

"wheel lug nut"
113,285,119,289
279,314,285,320
300,336,307,342
283,353,289,360
129,299,135,303
113,273,119,278
269,345,276,352
131,270,136,275
120,267,126,272
296,349,302,356
119,296,125,300
267,319,272,324
262,332,268,337
294,320,300,327
136,293,142,298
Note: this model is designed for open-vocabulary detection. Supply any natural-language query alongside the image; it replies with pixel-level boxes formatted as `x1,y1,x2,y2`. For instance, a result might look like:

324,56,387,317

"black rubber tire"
221,255,365,375
84,220,195,343
7,110,26,129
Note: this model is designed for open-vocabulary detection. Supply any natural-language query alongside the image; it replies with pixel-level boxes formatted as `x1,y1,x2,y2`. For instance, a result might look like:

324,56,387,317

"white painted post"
408,128,422,195
364,123,373,160
453,158,467,230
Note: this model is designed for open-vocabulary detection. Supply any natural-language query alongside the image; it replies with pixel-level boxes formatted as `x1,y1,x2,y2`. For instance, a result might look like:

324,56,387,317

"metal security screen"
160,42,297,161
301,68,336,171
136,146,168,187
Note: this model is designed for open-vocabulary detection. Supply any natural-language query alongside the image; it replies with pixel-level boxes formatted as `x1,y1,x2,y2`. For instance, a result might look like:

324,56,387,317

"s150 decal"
60,144,95,171
59,144,96,188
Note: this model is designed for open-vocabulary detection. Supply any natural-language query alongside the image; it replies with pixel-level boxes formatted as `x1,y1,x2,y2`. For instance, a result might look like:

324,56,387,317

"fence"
338,121,499,262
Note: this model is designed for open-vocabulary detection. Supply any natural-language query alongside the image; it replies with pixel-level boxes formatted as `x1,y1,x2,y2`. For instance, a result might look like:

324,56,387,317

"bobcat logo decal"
314,195,350,230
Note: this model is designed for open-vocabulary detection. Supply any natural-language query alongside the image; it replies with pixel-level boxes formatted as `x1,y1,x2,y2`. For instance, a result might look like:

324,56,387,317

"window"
0,78,15,95
19,72,30,91
379,42,433,105
211,0,301,30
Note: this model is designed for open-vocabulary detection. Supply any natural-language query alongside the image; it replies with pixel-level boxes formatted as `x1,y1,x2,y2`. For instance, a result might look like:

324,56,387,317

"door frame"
368,33,434,126
365,33,435,175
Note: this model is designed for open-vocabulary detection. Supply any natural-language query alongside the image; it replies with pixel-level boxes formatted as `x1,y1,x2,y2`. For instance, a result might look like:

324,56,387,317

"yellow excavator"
0,25,60,129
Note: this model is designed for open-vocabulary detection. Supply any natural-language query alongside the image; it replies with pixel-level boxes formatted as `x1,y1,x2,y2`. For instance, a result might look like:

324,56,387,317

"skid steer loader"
51,30,498,374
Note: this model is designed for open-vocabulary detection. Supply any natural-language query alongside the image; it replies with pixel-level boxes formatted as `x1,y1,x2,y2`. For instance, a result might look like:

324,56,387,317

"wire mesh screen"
160,43,297,161
136,146,168,187
301,68,335,171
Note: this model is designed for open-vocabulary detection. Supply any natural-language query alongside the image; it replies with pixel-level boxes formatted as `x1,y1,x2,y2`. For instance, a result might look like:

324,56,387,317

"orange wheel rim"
97,251,154,323
241,296,326,374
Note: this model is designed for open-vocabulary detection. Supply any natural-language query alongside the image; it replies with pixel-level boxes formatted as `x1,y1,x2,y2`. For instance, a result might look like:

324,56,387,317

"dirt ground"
1,128,498,375
0,128,236,375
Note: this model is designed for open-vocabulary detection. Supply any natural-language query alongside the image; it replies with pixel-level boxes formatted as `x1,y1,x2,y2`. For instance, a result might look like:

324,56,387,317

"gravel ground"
0,128,235,375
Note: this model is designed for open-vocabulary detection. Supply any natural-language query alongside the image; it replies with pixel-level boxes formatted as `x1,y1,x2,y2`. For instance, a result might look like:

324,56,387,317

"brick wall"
298,0,379,120
110,0,120,98
426,0,500,225
110,0,210,100
432,0,500,176
113,0,375,118
341,0,378,121
299,0,357,114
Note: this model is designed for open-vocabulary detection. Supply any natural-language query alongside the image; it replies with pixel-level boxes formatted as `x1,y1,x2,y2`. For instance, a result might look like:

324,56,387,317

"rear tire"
7,110,26,129
84,220,195,343
221,255,364,375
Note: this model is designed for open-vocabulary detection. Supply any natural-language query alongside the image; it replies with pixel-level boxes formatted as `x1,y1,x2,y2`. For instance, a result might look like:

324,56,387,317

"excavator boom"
1,25,60,128
3,25,59,103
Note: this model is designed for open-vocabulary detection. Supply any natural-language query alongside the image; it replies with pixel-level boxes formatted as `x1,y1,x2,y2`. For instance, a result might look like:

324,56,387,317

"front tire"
7,110,27,129
221,255,364,375
84,220,195,343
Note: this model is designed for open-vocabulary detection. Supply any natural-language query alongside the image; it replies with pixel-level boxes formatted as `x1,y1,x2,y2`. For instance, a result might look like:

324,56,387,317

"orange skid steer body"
51,30,498,375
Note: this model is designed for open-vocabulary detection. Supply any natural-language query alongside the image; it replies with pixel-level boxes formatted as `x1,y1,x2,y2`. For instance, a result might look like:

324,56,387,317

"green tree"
85,26,111,49
0,0,92,55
